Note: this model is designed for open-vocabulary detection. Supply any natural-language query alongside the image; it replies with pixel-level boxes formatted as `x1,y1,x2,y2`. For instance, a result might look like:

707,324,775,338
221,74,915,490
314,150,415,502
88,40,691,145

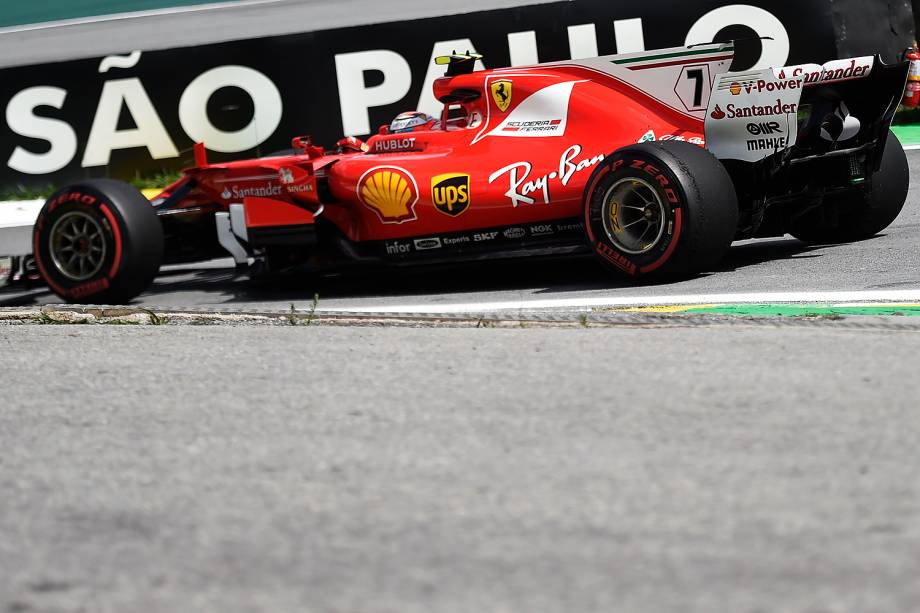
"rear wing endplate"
705,56,907,163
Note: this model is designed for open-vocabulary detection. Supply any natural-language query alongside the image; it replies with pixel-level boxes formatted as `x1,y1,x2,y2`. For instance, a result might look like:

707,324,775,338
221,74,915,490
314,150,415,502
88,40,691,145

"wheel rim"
48,211,107,282
601,177,668,255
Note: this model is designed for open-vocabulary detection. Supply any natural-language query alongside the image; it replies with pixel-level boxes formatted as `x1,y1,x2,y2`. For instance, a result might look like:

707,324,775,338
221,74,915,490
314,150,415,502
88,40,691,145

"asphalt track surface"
4,150,920,315
2,164,920,612
0,0,560,69
3,7,920,613
2,321,920,613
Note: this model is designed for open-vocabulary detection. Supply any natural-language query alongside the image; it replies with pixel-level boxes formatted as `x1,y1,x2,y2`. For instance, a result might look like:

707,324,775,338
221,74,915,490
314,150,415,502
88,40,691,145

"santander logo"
710,105,726,120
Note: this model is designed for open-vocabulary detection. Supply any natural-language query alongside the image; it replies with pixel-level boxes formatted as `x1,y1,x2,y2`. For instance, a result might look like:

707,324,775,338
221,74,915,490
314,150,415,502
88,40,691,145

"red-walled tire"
33,180,163,304
583,141,738,279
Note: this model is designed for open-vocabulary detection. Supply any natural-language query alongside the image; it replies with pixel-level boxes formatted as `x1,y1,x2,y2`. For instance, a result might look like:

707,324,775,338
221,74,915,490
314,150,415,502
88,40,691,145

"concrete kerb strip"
0,306,605,328
3,305,920,330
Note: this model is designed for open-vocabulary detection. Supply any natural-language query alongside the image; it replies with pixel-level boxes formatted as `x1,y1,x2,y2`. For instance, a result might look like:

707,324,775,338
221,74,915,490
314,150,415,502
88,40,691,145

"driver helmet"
389,111,435,134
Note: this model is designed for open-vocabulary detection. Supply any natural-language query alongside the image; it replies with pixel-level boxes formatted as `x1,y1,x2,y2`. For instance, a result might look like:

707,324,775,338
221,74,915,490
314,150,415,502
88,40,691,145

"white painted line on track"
903,144,920,151
0,0,287,35
317,289,920,314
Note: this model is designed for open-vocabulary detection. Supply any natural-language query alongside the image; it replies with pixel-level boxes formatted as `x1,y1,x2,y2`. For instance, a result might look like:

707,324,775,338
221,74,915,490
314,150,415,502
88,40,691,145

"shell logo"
358,166,419,224
729,82,742,96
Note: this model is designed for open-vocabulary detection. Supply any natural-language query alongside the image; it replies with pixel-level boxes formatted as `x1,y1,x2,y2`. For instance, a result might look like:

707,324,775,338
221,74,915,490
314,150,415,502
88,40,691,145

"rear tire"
33,179,163,304
583,141,738,278
790,130,909,243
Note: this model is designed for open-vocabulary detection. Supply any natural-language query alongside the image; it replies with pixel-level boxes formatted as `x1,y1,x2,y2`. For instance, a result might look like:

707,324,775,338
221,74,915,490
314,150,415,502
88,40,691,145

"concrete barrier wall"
0,0,913,189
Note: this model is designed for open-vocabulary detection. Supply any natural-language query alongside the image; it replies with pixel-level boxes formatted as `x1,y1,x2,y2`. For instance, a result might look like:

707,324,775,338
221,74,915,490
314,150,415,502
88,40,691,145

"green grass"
141,309,169,326
0,184,57,201
129,170,182,191
0,171,183,201
287,294,321,326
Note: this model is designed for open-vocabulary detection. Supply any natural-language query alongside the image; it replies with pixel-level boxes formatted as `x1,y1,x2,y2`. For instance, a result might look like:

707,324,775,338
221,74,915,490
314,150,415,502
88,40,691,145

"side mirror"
291,135,313,151
291,135,323,159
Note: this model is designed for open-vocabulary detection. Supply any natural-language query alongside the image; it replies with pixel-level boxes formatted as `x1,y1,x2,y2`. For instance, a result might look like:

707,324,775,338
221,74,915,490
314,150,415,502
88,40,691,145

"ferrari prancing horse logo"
491,80,513,112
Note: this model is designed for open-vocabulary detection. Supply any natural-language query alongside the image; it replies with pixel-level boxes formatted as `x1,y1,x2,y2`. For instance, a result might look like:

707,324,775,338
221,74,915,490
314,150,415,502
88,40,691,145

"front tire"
583,141,738,278
790,130,909,243
33,180,163,303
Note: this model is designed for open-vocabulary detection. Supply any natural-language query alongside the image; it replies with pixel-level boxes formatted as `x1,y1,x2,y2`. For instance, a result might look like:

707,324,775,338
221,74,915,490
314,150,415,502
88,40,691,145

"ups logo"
431,173,471,217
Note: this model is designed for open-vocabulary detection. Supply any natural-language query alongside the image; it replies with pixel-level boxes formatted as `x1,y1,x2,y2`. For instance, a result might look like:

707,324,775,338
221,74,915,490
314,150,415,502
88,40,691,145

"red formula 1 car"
23,42,910,303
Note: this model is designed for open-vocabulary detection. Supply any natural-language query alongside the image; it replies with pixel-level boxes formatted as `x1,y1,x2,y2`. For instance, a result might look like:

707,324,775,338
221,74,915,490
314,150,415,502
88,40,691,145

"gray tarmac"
2,323,920,613
2,10,920,609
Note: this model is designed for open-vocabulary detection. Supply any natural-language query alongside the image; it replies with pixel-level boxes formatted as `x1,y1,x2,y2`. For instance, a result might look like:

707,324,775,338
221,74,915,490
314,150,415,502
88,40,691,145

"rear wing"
705,56,909,166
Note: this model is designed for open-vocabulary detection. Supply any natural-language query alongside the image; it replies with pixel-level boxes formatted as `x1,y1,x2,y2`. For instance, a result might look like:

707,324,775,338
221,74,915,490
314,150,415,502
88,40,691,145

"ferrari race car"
3,42,910,303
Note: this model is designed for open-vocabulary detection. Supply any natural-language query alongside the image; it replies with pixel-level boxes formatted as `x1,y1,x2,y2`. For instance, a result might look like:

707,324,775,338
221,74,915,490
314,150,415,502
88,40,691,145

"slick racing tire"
583,140,738,278
790,130,909,244
33,179,163,304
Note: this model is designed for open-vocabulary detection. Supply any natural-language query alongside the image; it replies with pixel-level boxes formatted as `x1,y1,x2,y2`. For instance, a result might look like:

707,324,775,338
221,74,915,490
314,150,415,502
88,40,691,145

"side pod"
243,196,317,248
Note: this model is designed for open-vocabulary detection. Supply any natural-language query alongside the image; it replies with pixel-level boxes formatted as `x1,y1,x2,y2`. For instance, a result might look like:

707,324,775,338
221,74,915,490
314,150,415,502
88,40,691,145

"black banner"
0,0,912,188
